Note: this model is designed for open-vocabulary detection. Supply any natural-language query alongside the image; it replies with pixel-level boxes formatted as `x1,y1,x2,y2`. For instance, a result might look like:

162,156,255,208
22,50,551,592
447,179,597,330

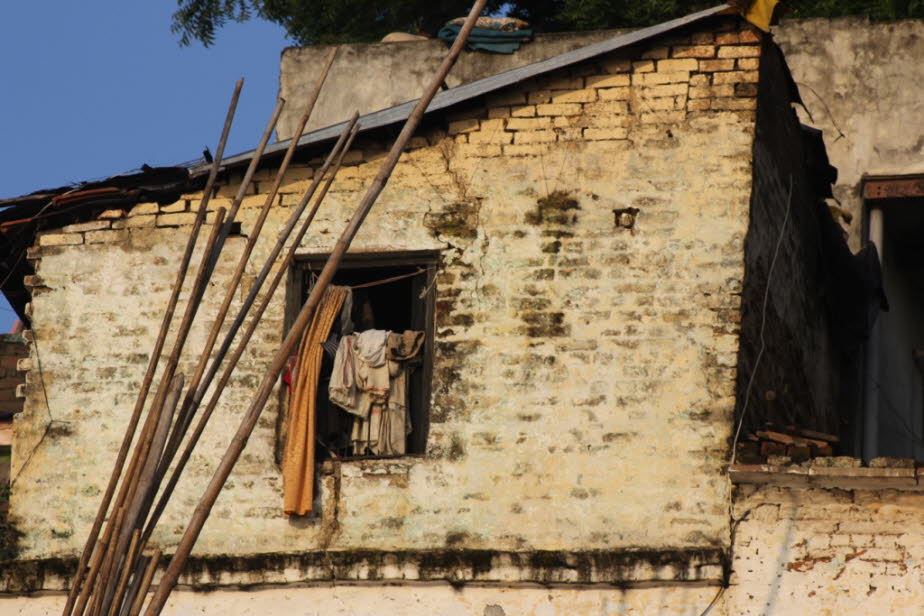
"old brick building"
0,5,917,615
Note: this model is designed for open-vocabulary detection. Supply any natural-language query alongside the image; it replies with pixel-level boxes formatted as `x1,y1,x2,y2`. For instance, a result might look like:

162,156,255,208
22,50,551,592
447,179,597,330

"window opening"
293,253,436,461
863,194,924,460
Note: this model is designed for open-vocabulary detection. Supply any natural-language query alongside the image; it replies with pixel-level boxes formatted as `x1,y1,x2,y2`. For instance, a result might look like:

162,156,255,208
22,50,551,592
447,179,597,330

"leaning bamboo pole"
80,204,226,616
62,79,243,616
142,3,487,613
92,97,283,611
107,529,139,616
102,374,184,616
127,550,161,616
158,48,338,478
141,120,359,545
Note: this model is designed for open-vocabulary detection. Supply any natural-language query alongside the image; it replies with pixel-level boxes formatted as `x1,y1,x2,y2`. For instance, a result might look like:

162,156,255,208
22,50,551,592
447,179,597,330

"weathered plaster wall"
727,482,924,615
775,17,924,249
1,582,722,616
277,29,629,139
11,17,759,581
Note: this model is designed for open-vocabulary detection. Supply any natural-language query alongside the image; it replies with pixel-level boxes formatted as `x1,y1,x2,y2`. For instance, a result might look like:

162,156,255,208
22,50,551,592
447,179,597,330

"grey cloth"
329,335,360,416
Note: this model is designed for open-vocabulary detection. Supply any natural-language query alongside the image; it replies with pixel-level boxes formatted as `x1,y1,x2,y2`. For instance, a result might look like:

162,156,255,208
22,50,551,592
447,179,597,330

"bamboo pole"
143,3,487,613
84,506,124,616
107,529,140,616
71,537,107,616
142,120,359,545
97,96,282,604
159,48,338,475
100,375,184,616
62,79,243,616
117,556,149,616
85,205,226,612
127,551,161,616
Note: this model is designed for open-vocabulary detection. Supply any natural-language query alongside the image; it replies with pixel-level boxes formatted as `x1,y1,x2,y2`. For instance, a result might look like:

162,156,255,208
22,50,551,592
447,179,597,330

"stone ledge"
0,548,726,594
730,464,921,490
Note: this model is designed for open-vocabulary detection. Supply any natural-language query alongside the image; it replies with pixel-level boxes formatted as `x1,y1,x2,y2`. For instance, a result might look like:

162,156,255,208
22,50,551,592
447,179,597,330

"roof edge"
197,4,733,176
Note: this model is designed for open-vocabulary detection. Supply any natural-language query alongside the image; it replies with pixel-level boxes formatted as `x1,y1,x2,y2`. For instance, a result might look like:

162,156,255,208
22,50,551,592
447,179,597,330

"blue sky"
0,2,293,331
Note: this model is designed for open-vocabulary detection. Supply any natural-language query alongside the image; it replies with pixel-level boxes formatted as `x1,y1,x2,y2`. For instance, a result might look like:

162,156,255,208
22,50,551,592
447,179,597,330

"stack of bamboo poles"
62,3,486,615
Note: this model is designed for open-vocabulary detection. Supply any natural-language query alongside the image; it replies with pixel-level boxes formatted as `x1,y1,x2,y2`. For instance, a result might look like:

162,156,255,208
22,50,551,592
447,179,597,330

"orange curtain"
283,285,348,516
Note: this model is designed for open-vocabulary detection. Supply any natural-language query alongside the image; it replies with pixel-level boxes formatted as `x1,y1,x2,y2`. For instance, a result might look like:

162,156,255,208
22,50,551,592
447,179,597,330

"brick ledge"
730,463,922,489
0,548,725,594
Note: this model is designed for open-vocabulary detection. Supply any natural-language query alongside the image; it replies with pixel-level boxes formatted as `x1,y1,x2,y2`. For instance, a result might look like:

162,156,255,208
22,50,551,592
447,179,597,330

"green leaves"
170,0,924,48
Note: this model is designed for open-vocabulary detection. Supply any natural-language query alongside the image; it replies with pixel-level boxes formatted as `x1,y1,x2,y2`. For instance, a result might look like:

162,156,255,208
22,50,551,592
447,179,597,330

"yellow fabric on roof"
744,0,779,32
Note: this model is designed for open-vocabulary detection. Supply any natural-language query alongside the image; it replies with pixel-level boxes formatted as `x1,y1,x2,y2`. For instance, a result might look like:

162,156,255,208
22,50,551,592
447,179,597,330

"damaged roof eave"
195,3,732,177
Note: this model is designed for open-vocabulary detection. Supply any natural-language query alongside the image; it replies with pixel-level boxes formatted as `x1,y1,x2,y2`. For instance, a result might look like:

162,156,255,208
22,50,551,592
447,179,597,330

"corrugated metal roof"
196,3,732,176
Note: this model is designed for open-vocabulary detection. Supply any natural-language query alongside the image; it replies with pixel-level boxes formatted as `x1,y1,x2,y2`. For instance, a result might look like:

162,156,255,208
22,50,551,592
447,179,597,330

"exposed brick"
737,57,759,71
513,130,556,144
671,45,716,59
690,85,735,99
129,202,159,216
160,201,187,213
487,107,511,119
739,29,763,44
479,119,506,133
448,119,479,135
60,220,111,234
97,209,126,220
469,130,513,145
598,87,631,101
584,128,628,141
658,58,699,72
511,105,537,118
639,83,688,98
689,74,711,87
38,233,82,247
85,230,129,244
715,32,740,45
586,74,631,89
506,117,552,130
634,71,690,86
582,103,630,124
687,99,711,111
700,59,736,72
717,45,761,59
632,60,655,73
712,70,759,85
551,89,597,104
112,215,156,229
536,103,582,116
157,213,197,227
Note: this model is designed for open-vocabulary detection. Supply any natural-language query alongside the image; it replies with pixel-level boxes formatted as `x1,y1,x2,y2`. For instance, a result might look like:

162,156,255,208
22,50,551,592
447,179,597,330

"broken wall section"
735,39,844,441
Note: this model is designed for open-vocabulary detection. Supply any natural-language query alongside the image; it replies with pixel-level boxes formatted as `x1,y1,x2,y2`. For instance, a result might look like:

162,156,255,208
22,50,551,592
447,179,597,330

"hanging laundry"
342,329,425,456
282,285,349,517
386,330,425,361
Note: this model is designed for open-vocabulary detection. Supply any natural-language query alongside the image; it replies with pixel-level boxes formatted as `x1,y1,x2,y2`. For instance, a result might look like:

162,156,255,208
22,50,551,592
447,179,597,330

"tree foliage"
172,0,924,47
